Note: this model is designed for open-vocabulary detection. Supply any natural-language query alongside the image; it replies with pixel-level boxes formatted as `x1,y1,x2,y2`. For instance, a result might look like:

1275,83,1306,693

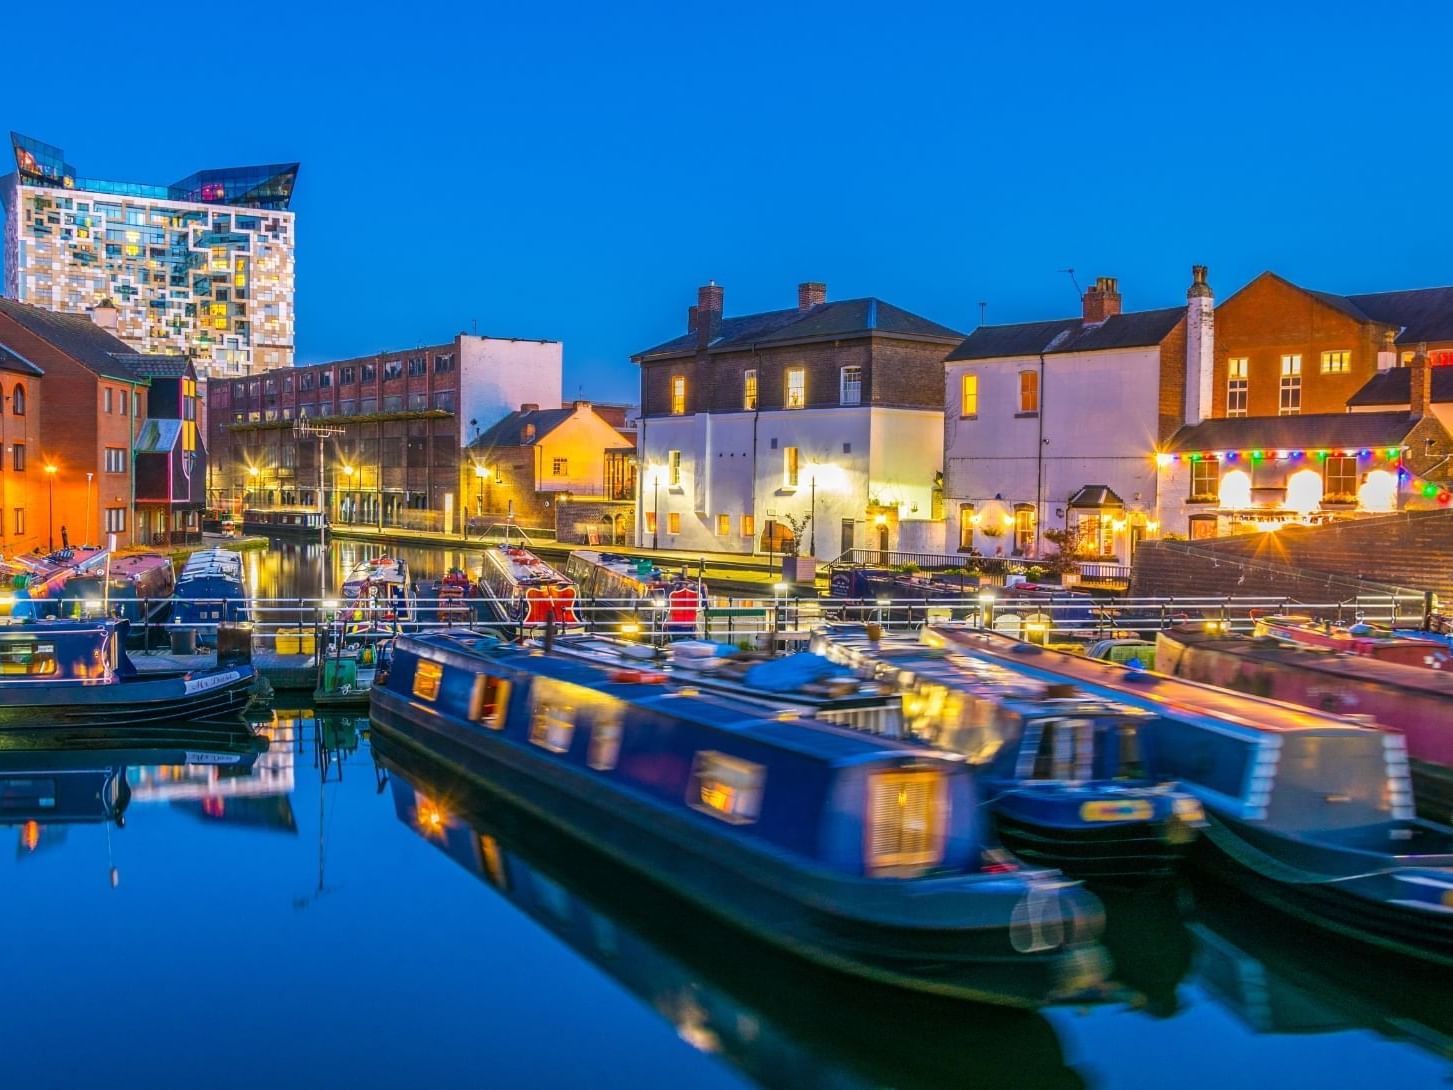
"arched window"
12,385,25,416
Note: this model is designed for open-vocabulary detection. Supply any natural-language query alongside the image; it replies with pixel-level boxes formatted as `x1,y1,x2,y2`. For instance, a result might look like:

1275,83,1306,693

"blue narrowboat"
375,734,1090,1088
371,631,1108,1006
170,547,249,637
928,626,1453,965
55,552,176,625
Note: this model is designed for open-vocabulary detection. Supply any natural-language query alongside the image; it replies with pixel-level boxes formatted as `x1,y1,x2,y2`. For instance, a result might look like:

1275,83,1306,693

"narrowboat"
926,626,1453,966
1254,614,1452,669
477,545,580,630
0,547,109,618
414,567,485,625
0,618,258,727
241,506,327,538
340,555,414,624
170,547,249,637
371,631,1107,1006
55,552,176,625
375,734,1094,1089
563,549,705,633
814,630,1206,880
1156,624,1453,818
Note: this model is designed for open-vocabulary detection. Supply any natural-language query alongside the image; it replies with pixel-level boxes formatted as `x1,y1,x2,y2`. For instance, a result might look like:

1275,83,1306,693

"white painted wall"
459,336,563,445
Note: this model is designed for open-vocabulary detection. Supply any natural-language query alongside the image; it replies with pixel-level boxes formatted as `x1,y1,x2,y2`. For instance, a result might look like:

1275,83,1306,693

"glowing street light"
44,464,57,551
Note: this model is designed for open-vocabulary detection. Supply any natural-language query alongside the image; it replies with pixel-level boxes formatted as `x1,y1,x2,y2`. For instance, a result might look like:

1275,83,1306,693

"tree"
1039,527,1083,578
780,511,812,557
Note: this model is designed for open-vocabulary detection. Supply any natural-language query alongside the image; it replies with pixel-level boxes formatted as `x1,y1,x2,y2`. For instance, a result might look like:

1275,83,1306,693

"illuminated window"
840,366,863,406
1279,355,1302,415
783,446,799,488
412,660,443,701
716,514,730,535
1218,469,1252,509
0,640,58,677
1321,350,1351,374
104,447,126,473
1324,455,1357,500
671,374,686,415
587,703,625,771
469,675,511,729
528,691,576,754
1190,457,1219,500
1018,370,1039,413
1013,504,1035,556
104,508,125,533
865,769,944,872
12,509,23,536
958,503,975,549
667,450,682,486
11,385,24,416
645,511,657,533
1226,357,1248,417
960,373,978,417
786,368,806,408
741,514,755,538
743,369,758,410
667,512,681,534
688,751,765,825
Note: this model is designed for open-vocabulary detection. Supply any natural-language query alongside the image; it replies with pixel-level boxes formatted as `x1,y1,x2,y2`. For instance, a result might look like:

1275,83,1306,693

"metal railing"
829,549,1132,585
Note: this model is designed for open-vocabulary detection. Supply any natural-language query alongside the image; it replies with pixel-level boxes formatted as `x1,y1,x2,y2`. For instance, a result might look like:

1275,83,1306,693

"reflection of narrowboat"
376,734,1093,1090
563,550,704,631
817,631,1205,880
58,553,176,624
0,619,258,727
170,547,249,636
477,546,578,629
1157,625,1453,816
928,626,1453,966
372,631,1107,1006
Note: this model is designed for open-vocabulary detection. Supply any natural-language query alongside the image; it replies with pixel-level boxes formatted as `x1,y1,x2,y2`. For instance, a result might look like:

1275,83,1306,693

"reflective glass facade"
2,133,297,377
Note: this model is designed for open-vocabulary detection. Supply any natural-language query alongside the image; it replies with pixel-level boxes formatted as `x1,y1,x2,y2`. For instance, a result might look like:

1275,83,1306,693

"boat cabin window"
688,751,765,825
528,680,577,754
587,703,625,771
411,660,443,701
1113,722,1147,781
0,640,58,676
469,675,512,729
1026,719,1093,782
1266,734,1396,829
865,769,945,874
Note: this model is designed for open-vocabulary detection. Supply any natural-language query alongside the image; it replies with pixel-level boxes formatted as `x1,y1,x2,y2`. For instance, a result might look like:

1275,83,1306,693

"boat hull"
370,689,1106,1007
0,667,257,729
993,813,1194,881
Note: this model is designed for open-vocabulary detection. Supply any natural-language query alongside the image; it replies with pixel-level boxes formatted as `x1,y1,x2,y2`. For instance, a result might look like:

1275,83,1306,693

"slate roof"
112,353,192,379
633,298,963,360
945,306,1185,362
1348,366,1453,407
134,418,182,454
1343,286,1453,344
0,298,187,381
1067,485,1125,508
468,407,634,451
1165,411,1421,453
0,340,45,377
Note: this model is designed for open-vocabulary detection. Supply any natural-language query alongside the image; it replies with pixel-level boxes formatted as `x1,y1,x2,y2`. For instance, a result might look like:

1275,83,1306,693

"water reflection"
246,539,480,601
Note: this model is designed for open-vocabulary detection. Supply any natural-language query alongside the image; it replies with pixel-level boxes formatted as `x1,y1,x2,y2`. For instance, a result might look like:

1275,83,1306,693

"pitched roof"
1165,411,1422,453
633,298,963,360
134,418,182,454
111,353,192,379
946,306,1185,362
1067,485,1125,508
0,340,45,377
1348,366,1453,407
1343,286,1453,344
0,298,180,382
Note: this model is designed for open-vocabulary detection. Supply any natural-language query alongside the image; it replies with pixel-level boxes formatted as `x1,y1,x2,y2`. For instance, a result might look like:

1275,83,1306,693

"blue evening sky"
7,0,1453,405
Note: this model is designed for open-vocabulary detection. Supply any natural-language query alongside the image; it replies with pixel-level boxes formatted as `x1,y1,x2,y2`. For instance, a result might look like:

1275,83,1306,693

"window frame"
742,369,758,411
1320,349,1351,375
670,374,686,415
1279,354,1302,416
785,368,806,409
1189,457,1220,502
783,446,800,488
960,373,978,418
839,365,863,406
1226,357,1248,417
1018,369,1039,414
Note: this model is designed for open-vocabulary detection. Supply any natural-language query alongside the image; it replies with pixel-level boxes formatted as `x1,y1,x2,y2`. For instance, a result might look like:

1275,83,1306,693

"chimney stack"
89,297,119,332
686,304,699,333
1411,342,1432,419
1081,276,1122,325
1377,329,1397,372
696,282,724,348
797,282,827,311
1184,265,1215,424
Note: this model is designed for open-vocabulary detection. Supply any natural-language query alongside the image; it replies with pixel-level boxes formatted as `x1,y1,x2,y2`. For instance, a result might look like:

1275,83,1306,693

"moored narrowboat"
371,631,1107,1006
57,552,176,625
170,547,249,637
341,555,414,624
927,626,1453,966
563,549,705,633
477,545,579,630
1253,614,1452,669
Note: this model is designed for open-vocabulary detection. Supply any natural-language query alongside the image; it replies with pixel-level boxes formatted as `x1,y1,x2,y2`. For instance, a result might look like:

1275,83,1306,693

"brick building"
633,281,962,557
0,336,43,553
0,298,201,548
1212,273,1453,418
208,333,561,532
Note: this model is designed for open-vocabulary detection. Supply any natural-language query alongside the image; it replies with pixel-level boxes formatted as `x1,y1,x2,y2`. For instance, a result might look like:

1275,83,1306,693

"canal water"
1,539,1449,1089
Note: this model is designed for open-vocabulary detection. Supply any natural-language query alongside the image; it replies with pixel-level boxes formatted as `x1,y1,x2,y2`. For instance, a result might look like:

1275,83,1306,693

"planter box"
782,556,818,584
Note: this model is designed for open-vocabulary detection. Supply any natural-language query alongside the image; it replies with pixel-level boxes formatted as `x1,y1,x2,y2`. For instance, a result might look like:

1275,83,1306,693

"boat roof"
928,626,1381,738
485,545,570,586
404,631,959,768
1166,626,1453,698
0,618,120,636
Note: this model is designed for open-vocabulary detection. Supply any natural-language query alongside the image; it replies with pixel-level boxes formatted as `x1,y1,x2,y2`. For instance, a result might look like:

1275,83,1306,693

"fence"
831,549,1132,586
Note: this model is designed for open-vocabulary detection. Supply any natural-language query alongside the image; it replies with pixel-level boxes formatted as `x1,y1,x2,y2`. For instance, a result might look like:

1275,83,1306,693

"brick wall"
555,498,636,545
1156,315,1189,440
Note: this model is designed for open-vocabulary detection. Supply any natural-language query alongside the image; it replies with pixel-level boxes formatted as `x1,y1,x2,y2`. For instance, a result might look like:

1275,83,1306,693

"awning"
1067,485,1125,509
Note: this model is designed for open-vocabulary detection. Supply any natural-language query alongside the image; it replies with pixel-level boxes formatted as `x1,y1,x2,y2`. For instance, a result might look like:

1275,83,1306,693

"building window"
104,508,126,533
743,369,757,410
667,512,681,535
958,503,975,549
105,447,126,473
12,509,22,536
783,446,799,488
1013,503,1036,556
671,374,686,415
1321,350,1351,374
960,373,978,417
785,368,806,409
120,390,128,416
1279,354,1302,415
383,360,403,381
434,353,455,373
551,458,568,476
1018,370,1039,413
1190,457,1219,501
1324,455,1358,500
319,370,332,389
839,366,862,406
741,514,755,538
408,356,427,377
362,362,377,382
11,444,23,472
11,385,24,416
104,388,113,413
1226,357,1248,417
645,511,657,534
667,450,682,486
716,514,730,536
339,366,356,385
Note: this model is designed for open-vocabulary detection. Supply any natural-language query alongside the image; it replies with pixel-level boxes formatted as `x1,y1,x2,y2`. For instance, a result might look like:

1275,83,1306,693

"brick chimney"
89,297,119,332
797,282,827,311
696,282,724,348
1081,277,1122,325
1411,342,1432,419
1184,265,1215,423
686,304,699,333
1377,329,1397,372
520,402,540,412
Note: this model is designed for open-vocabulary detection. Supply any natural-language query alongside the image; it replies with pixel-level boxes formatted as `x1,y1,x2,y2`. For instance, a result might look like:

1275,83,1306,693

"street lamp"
650,467,661,551
44,464,57,551
85,472,94,546
341,465,356,526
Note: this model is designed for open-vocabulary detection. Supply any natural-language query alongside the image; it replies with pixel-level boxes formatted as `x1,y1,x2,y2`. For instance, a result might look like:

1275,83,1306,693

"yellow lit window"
743,369,758,410
961,373,978,417
671,374,686,415
668,450,681,486
214,318,228,330
210,303,227,317
645,511,657,533
587,703,625,771
786,368,806,408
234,274,247,288
667,512,681,534
688,751,765,824
528,682,576,754
865,769,945,872
469,674,512,728
412,660,443,701
1321,350,1351,374
716,514,730,536
741,514,755,538
1018,370,1039,413
783,446,799,488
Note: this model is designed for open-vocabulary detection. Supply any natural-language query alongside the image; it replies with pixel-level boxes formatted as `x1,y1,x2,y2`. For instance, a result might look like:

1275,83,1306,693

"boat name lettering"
183,671,242,695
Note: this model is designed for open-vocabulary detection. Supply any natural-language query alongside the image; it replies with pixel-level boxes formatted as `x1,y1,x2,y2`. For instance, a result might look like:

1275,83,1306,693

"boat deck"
130,648,317,691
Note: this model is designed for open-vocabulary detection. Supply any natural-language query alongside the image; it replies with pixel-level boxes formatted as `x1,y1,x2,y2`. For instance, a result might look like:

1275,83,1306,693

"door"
876,524,889,563
840,518,855,559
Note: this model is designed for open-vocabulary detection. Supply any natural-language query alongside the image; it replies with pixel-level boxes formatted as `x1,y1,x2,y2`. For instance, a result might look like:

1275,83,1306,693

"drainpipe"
1035,352,1047,556
130,380,140,549
750,344,761,555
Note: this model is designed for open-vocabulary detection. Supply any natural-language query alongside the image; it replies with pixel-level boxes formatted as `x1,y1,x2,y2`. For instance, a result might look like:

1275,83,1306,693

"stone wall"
555,498,636,546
